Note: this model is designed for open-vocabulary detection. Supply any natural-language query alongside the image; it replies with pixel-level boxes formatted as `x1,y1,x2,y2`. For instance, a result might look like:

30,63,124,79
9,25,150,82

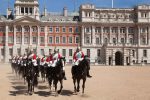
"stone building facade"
0,0,150,65
80,4,150,65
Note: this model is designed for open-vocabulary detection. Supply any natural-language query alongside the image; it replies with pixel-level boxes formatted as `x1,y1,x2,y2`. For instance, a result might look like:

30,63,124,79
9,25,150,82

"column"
118,26,120,43
21,26,25,55
13,25,17,56
24,7,25,15
148,27,150,45
45,26,48,55
92,26,95,46
81,26,85,46
101,26,104,45
29,26,32,45
14,25,16,45
37,26,40,55
126,27,129,44
109,26,112,44
138,27,141,46
4,25,9,63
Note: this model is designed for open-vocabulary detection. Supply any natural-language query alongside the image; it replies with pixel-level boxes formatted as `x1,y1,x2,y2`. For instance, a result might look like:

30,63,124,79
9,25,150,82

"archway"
115,51,123,66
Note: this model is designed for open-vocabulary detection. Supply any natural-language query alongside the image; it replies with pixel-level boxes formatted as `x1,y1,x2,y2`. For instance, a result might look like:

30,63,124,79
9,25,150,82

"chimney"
7,8,13,19
63,7,68,17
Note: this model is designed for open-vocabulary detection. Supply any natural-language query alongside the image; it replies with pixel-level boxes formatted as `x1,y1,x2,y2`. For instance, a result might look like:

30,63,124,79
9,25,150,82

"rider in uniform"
46,50,53,67
52,48,67,80
28,49,39,77
73,47,92,78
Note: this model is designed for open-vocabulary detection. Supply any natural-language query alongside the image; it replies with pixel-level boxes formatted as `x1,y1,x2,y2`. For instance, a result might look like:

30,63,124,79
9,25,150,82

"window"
56,37,59,43
113,38,116,44
16,36,21,43
112,27,117,33
86,27,90,33
8,36,13,43
40,27,44,32
141,28,147,33
24,36,29,43
69,49,73,56
62,37,66,43
24,26,29,32
75,27,79,33
25,7,28,14
16,27,22,32
128,27,134,33
75,36,79,43
103,27,109,33
32,37,37,44
121,38,124,44
142,38,146,45
49,27,53,33
143,50,147,57
96,38,100,44
95,27,101,33
56,27,59,33
0,36,4,43
0,27,4,32
97,49,101,57
87,49,90,57
86,37,90,44
41,49,44,56
9,48,13,56
69,27,73,33
69,37,72,43
17,48,21,56
104,38,108,44
9,27,13,32
49,37,53,44
21,7,24,14
40,37,44,44
62,49,66,57
32,27,37,32
30,8,33,14
62,27,66,33
120,27,126,33
1,48,4,56
141,12,148,18
129,38,133,44
132,50,135,57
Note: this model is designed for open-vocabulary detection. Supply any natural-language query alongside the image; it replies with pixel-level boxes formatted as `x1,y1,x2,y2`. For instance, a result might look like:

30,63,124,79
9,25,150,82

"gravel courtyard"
0,64,150,100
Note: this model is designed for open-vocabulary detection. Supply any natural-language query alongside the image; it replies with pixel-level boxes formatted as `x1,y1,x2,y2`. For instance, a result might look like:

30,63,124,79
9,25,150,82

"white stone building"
0,0,150,66
80,4,150,65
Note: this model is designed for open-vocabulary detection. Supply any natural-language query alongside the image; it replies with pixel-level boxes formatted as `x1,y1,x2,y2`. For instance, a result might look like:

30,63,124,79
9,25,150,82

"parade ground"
0,64,150,100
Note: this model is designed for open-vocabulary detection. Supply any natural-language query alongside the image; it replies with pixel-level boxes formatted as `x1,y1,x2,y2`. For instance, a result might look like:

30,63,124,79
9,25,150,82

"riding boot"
87,70,92,78
63,71,67,80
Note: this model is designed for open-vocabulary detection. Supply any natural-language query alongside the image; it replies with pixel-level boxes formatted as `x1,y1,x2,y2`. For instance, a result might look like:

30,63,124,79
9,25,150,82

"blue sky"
0,0,150,14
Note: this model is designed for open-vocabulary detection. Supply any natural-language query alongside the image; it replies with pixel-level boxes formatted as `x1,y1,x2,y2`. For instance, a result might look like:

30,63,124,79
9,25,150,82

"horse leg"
54,80,58,96
73,78,77,93
82,78,86,94
57,80,63,94
77,78,80,92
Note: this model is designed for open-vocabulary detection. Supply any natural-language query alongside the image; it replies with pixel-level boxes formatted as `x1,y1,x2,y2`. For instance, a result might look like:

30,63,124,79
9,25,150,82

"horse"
72,55,90,94
47,57,66,95
26,59,38,95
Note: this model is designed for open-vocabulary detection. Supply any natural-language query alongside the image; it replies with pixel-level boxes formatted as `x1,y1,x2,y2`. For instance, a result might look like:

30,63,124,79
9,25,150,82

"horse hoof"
77,90,80,92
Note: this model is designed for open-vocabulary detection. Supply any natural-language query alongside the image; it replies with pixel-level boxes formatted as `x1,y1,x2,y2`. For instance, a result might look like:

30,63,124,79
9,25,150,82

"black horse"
26,59,38,95
47,57,66,95
72,56,90,94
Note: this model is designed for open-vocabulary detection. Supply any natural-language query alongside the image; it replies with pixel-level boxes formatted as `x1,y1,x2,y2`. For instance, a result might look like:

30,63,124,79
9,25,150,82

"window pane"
62,37,66,43
69,49,72,56
49,37,53,44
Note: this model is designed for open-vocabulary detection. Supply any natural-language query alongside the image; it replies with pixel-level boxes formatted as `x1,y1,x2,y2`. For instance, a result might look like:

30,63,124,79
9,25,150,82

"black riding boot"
87,70,92,78
63,71,67,80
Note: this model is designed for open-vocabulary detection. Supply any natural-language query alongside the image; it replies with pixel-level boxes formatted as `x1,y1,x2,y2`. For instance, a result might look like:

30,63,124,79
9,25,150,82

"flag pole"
112,0,114,8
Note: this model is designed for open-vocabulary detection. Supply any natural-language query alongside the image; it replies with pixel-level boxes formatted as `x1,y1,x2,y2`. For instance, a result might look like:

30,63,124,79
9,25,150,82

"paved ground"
0,64,150,100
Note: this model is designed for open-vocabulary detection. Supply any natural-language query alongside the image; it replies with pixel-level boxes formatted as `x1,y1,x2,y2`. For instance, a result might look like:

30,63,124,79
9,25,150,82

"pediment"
13,16,41,24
